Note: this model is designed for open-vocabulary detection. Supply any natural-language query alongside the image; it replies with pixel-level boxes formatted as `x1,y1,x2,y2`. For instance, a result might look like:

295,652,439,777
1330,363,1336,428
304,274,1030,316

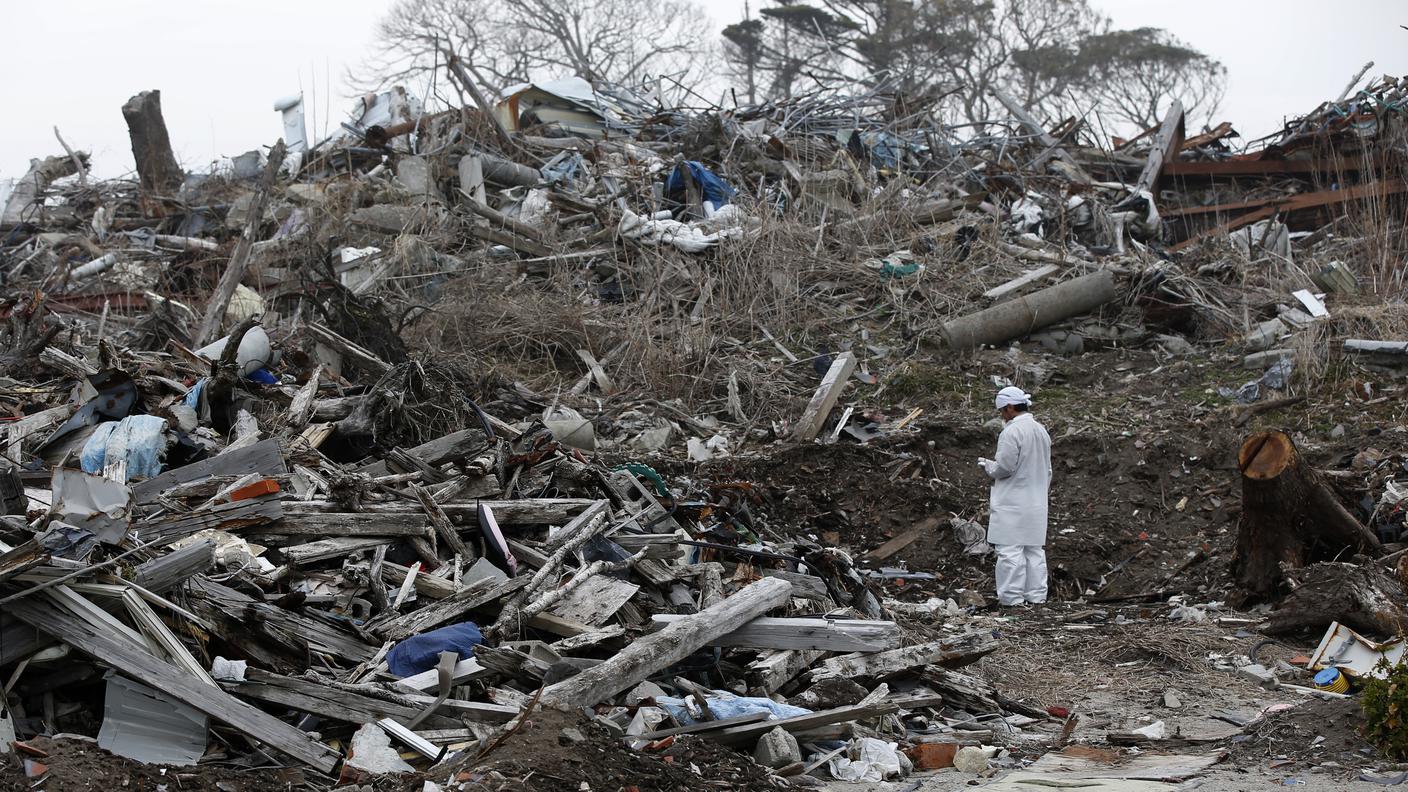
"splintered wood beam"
650,615,900,652
1135,100,1184,194
8,596,340,773
373,577,526,642
791,352,856,442
810,631,1000,680
541,577,793,709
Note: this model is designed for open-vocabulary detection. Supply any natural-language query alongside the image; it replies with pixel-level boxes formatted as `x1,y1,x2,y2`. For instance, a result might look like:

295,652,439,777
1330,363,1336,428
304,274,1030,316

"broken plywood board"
132,439,284,504
548,575,639,627
651,615,899,652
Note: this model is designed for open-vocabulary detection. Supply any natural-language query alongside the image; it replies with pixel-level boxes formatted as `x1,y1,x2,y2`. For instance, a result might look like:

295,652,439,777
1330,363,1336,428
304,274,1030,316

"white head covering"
995,386,1032,410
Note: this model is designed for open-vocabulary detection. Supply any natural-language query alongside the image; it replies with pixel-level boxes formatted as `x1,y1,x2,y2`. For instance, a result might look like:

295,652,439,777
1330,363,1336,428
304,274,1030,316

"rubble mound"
0,736,295,792
1234,697,1375,767
452,709,787,791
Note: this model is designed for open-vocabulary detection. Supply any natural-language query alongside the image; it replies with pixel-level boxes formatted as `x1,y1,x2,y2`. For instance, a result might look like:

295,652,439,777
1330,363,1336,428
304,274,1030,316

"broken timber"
8,596,340,773
791,351,856,442
541,577,792,708
810,631,1000,680
649,615,900,652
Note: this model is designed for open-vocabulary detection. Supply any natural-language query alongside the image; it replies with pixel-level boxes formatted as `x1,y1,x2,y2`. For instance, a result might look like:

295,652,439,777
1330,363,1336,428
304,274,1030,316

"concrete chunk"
753,726,800,769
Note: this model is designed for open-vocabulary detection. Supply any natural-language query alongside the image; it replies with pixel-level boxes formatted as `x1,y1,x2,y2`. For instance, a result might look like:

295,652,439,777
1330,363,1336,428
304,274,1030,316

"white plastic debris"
1132,720,1167,739
829,738,906,782
347,723,415,774
210,657,248,682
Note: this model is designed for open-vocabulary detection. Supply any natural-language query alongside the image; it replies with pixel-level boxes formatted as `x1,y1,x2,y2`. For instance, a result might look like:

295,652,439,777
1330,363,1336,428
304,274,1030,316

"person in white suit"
978,386,1052,607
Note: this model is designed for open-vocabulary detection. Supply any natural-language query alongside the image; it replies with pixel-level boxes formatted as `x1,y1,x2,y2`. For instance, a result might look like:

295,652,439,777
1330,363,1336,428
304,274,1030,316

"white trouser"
995,544,1048,605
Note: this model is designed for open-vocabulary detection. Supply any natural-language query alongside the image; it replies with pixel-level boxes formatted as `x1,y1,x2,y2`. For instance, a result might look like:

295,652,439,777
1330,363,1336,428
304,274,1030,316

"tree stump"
121,90,183,198
1232,430,1382,602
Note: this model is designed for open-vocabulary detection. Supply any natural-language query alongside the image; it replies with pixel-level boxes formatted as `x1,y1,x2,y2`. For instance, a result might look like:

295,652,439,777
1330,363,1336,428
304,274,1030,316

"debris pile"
2,68,1408,788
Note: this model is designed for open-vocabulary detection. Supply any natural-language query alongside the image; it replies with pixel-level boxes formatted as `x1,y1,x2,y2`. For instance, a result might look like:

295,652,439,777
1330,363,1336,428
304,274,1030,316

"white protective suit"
982,411,1052,604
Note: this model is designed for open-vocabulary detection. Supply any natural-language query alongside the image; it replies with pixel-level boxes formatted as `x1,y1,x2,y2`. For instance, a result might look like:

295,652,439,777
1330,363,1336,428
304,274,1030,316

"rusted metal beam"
1169,177,1408,252
1163,155,1387,179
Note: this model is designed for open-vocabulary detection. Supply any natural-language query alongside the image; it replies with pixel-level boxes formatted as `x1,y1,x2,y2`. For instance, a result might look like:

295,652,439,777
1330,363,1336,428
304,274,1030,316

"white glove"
977,457,997,476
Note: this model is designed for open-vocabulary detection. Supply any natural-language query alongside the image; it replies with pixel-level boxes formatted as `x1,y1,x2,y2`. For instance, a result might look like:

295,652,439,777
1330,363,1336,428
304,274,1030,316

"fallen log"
540,577,792,708
1265,562,1408,636
941,270,1118,350
1232,431,1383,602
649,615,900,652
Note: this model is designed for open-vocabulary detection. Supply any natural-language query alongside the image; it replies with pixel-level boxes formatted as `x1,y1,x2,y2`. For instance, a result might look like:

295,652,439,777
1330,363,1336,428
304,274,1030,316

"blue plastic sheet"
79,415,169,479
386,622,485,677
654,692,810,726
665,161,736,211
183,378,207,409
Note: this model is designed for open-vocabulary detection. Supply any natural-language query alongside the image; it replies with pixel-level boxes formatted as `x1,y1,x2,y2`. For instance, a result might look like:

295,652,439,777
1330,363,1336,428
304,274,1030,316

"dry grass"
402,198,1020,424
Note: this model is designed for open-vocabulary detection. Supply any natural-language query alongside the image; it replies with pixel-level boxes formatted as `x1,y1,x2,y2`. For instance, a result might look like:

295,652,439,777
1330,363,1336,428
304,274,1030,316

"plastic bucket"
1314,667,1350,694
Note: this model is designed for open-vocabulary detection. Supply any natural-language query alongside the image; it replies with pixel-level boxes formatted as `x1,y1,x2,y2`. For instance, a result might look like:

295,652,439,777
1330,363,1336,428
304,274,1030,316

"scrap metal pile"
1,70,1407,787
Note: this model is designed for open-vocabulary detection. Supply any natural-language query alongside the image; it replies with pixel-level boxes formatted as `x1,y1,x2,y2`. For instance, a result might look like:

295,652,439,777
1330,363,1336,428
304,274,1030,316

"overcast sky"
4,0,1406,181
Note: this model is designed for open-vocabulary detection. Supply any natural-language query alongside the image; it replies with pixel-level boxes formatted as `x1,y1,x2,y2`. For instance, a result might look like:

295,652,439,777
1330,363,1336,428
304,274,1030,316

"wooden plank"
541,577,793,709
757,569,830,601
285,498,592,525
281,536,393,565
650,615,900,652
374,576,527,642
864,516,940,561
231,668,461,728
707,703,898,747
549,575,639,627
8,596,340,773
248,513,432,537
394,657,490,692
748,649,825,693
132,540,214,593
132,439,285,504
983,265,1059,301
992,89,1089,179
138,497,284,543
526,611,596,638
638,711,771,740
305,323,390,376
811,631,1000,680
791,352,857,442
189,577,377,663
1134,100,1184,194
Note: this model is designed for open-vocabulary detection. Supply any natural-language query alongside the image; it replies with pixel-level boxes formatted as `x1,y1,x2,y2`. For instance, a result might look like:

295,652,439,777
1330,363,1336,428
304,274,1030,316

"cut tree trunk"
1232,431,1382,602
121,90,184,197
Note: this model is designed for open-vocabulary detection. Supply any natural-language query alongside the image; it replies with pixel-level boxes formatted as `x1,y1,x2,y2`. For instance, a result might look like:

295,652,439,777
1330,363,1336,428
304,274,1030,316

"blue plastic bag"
665,161,736,211
386,622,485,677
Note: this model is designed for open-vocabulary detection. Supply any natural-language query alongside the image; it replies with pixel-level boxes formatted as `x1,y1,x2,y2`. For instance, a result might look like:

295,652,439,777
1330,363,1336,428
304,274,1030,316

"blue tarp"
665,161,735,211
79,415,169,479
654,692,810,726
386,622,485,677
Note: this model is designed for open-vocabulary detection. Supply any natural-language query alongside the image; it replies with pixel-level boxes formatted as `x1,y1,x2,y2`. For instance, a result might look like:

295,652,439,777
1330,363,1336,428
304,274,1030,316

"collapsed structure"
1,70,1408,788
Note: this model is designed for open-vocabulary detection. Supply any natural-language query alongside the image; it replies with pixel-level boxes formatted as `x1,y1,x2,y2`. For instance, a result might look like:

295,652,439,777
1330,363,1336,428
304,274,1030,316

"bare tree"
1072,28,1227,130
356,0,712,101
722,1,1225,134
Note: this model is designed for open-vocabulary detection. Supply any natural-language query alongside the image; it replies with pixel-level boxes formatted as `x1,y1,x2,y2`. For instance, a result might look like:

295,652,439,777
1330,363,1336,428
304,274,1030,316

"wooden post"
1233,430,1383,601
194,141,287,346
1135,101,1184,195
541,577,792,708
792,352,856,442
121,90,184,197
